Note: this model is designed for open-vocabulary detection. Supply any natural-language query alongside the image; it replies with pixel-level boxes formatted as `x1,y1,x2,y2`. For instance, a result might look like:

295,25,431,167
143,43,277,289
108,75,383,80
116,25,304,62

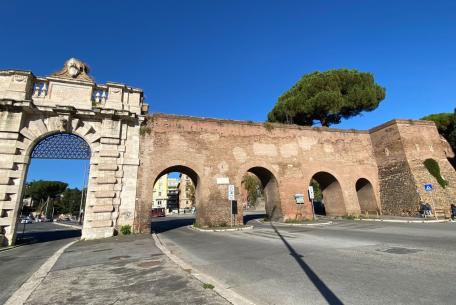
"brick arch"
356,178,379,213
309,171,346,216
237,163,282,221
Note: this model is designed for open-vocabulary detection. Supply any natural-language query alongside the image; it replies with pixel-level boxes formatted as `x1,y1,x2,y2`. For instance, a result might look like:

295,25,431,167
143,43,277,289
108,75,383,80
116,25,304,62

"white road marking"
4,240,77,305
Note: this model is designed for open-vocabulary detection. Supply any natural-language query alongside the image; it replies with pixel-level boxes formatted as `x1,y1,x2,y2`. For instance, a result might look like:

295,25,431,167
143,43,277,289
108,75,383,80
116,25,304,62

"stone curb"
152,233,256,305
4,240,77,305
189,225,254,232
255,219,333,226
52,222,82,230
357,218,450,224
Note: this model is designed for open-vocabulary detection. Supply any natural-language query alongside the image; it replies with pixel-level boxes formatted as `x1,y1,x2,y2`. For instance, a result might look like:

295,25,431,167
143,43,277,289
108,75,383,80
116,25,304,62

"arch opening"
356,178,379,213
16,132,90,245
243,167,282,221
151,165,199,216
310,172,345,216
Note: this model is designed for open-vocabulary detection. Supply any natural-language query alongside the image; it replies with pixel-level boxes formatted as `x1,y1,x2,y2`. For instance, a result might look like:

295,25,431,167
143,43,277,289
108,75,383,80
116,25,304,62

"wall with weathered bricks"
135,114,381,229
370,120,456,216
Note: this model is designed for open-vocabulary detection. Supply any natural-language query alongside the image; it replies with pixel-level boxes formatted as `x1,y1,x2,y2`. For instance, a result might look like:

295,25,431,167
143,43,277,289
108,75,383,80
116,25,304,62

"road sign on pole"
308,186,315,200
424,184,433,192
228,184,235,201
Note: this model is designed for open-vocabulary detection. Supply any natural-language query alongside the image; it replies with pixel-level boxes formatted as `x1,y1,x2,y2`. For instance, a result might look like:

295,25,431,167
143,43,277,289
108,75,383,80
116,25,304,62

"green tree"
54,188,83,215
25,180,68,204
268,69,386,127
242,174,263,207
185,181,196,207
24,180,68,216
421,110,456,153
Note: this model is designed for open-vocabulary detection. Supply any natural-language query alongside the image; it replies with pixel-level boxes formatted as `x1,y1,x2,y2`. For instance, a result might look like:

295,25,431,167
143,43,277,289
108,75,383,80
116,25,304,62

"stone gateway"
0,60,455,246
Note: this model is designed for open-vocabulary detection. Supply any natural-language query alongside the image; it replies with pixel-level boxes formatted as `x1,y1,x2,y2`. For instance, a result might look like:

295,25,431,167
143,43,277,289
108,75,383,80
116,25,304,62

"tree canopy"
25,180,68,203
242,173,263,206
268,69,386,127
421,110,456,154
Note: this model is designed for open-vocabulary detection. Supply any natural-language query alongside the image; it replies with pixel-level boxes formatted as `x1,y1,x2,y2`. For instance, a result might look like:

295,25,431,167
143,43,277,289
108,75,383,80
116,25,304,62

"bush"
120,224,132,235
423,159,448,188
263,122,274,132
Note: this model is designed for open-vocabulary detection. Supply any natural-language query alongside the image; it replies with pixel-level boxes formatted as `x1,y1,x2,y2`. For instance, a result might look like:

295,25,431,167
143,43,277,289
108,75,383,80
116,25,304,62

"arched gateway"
2,59,456,246
0,59,148,245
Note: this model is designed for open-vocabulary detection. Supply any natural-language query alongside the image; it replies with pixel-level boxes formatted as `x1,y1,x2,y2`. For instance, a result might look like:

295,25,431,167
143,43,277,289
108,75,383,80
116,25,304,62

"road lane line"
3,240,77,305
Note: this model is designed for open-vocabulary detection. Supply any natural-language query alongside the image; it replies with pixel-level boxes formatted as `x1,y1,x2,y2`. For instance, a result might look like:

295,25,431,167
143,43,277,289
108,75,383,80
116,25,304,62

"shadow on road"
151,217,195,234
16,229,81,245
270,221,344,305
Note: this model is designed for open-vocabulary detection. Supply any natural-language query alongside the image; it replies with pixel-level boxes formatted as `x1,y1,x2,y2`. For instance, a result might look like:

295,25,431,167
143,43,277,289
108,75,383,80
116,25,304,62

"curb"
4,239,77,305
52,222,82,230
357,218,449,224
189,225,254,232
255,219,333,227
152,233,256,305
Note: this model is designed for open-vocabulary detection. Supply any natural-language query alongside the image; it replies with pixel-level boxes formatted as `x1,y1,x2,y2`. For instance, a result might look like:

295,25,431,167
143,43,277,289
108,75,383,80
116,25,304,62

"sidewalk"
357,215,451,223
22,235,230,305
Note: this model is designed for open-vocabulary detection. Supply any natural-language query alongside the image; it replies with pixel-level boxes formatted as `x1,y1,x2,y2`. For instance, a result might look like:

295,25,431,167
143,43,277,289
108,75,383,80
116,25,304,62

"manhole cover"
381,247,422,254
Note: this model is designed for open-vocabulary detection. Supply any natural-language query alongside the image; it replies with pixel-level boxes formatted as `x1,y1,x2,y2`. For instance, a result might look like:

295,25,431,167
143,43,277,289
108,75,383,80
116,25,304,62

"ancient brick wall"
370,120,456,216
135,114,380,229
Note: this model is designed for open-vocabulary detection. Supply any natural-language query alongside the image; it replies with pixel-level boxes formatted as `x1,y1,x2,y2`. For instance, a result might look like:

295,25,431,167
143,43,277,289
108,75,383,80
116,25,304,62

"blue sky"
2,0,455,188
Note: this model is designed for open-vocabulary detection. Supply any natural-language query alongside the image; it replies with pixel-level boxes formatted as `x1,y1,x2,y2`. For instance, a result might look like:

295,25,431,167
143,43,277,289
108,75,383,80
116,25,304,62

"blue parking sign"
424,184,433,191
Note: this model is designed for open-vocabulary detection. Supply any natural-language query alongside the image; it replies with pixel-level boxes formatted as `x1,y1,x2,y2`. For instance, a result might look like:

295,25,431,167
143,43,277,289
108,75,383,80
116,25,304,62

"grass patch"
203,283,214,289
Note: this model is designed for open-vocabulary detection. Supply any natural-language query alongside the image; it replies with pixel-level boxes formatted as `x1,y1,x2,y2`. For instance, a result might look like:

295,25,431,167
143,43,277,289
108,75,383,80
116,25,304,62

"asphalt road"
153,214,456,305
0,222,80,305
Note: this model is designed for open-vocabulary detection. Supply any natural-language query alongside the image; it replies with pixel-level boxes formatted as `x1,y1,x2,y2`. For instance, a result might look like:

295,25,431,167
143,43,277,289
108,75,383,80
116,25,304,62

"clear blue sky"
2,0,455,188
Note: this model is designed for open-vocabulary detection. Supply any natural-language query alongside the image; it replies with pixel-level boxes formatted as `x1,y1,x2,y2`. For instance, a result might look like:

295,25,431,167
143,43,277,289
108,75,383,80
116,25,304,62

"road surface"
0,222,80,305
153,214,456,305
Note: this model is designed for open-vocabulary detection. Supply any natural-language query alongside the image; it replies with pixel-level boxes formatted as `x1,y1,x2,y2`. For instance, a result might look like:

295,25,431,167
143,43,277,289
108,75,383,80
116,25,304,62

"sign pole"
311,198,316,220
230,200,233,227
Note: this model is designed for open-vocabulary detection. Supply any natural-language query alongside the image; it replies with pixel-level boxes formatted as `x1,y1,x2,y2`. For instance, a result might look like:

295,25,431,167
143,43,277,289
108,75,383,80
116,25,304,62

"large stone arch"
0,59,148,246
309,171,346,216
356,178,379,213
237,163,282,221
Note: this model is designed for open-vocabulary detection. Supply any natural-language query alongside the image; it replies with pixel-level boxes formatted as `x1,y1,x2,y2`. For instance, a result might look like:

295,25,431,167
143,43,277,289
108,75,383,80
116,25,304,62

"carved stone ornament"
57,114,71,132
51,58,94,82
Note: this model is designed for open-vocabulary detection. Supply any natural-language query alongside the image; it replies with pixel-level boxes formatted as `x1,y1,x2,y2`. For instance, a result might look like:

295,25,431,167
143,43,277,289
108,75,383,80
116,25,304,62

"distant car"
151,208,166,217
20,217,33,224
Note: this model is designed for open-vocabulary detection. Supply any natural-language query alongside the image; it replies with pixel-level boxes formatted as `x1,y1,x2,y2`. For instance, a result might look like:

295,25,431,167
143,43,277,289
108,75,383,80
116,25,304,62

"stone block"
0,145,17,154
0,217,11,226
99,150,119,158
97,163,118,171
88,219,113,228
92,205,114,213
94,191,116,198
0,177,11,185
0,161,14,170
96,176,117,184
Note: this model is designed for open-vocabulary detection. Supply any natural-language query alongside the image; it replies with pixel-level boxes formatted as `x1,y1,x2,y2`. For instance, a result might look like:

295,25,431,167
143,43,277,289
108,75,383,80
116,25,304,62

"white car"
20,218,33,224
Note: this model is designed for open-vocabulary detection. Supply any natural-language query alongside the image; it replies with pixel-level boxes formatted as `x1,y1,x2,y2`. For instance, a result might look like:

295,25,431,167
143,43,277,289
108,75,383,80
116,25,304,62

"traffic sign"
424,184,433,192
308,186,315,199
228,184,235,200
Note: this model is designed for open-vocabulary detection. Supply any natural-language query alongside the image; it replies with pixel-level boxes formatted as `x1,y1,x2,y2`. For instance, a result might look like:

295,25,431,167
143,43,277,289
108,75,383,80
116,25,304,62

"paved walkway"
23,235,229,305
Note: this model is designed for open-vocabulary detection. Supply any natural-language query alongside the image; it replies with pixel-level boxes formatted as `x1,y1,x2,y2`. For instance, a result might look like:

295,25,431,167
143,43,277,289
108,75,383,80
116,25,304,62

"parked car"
20,217,33,224
151,208,166,217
